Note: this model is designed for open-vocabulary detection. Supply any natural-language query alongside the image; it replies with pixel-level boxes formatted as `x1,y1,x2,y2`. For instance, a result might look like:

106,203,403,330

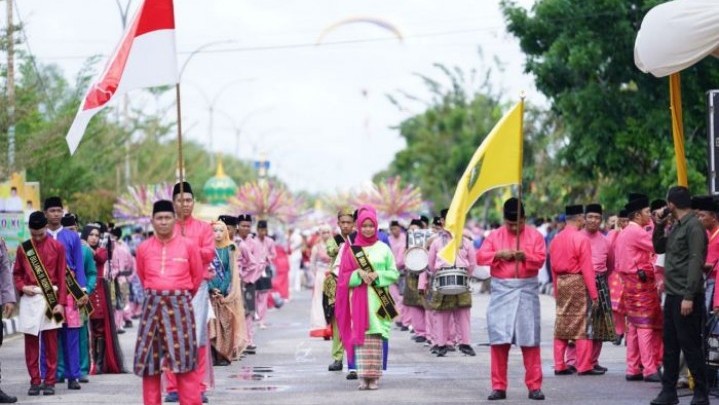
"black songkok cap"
389,220,400,228
60,213,77,227
565,205,584,216
650,199,667,212
691,195,715,212
432,216,442,226
585,203,602,215
237,214,253,223
624,197,649,214
257,220,268,229
172,181,193,197
618,209,629,219
28,211,48,230
409,219,423,227
152,200,175,215
219,215,238,227
503,197,525,220
627,192,648,202
420,215,429,226
440,208,449,219
110,227,123,239
43,196,63,211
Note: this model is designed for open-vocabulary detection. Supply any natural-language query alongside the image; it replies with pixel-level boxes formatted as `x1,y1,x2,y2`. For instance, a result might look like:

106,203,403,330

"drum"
433,267,469,295
405,247,428,272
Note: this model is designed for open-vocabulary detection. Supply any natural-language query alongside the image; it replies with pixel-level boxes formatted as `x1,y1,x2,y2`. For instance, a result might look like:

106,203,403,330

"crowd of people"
0,182,717,404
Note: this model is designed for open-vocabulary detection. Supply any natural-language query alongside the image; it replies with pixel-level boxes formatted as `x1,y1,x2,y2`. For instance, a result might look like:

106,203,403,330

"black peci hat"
28,211,48,230
585,203,602,215
565,205,584,216
172,181,193,197
152,200,175,215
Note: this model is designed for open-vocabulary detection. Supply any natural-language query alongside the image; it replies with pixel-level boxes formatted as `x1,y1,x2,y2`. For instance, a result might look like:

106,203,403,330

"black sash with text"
350,245,398,320
21,240,64,323
66,267,94,317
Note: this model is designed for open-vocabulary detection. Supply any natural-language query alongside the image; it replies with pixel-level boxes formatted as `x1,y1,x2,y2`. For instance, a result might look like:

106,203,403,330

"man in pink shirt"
134,200,204,405
581,203,615,373
549,204,600,376
165,182,214,404
255,220,277,329
615,196,662,383
427,209,476,358
692,197,719,314
477,198,546,401
236,214,262,354
387,220,408,330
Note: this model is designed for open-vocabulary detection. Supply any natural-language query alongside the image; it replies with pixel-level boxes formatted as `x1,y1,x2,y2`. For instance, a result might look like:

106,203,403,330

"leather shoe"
165,392,179,402
436,345,448,357
528,389,545,400
27,385,40,396
328,360,342,371
644,372,662,383
690,394,709,405
430,345,439,354
68,380,81,390
346,371,358,380
578,369,605,376
413,336,427,343
458,344,476,356
612,334,624,346
42,385,55,396
626,373,643,381
79,376,89,383
487,390,506,400
650,390,679,405
554,368,574,375
593,365,608,373
567,365,577,373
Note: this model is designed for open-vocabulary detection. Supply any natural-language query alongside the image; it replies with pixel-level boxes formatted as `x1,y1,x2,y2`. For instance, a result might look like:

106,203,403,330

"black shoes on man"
487,389,545,401
328,360,342,371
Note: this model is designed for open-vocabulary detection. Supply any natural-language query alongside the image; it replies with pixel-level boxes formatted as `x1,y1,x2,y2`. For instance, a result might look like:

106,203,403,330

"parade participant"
325,208,357,377
165,182,214,404
14,212,66,396
0,236,17,403
387,220,409,330
608,208,629,345
693,196,719,315
477,198,546,401
336,205,399,390
43,197,86,390
653,187,709,405
404,218,428,344
218,215,238,240
236,214,262,355
255,220,276,329
76,224,96,382
208,220,246,366
581,203,615,372
615,196,662,382
134,200,204,405
83,224,124,375
309,225,333,338
550,205,600,376
424,216,442,352
110,227,136,333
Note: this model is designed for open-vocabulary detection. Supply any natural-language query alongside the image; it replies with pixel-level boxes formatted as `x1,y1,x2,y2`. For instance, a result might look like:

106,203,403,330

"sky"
9,0,538,193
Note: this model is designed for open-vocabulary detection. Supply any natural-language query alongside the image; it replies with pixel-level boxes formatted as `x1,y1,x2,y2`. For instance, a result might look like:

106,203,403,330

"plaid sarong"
133,290,197,377
590,273,616,341
554,274,591,340
356,334,383,379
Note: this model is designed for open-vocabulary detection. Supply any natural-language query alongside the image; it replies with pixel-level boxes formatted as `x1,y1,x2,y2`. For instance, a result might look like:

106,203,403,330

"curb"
3,316,18,337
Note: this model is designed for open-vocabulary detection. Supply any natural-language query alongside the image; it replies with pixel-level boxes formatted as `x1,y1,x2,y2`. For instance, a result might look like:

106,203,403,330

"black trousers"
662,294,708,395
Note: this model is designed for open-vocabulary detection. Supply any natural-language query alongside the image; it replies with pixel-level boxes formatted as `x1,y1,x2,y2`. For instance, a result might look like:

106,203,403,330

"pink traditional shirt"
110,240,135,279
236,235,262,283
135,234,204,293
388,233,405,270
549,224,598,300
581,229,612,274
614,222,655,274
256,236,277,269
174,215,214,278
427,230,476,274
706,226,719,280
476,225,546,279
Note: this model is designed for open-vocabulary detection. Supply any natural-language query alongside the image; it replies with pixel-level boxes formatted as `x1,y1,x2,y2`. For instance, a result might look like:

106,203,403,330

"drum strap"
21,239,64,323
350,245,398,320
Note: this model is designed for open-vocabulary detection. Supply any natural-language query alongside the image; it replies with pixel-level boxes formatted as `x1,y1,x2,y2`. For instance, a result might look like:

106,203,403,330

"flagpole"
514,96,525,279
176,82,186,236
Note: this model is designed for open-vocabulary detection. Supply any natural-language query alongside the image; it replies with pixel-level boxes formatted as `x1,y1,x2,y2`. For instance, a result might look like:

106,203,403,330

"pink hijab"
335,205,378,360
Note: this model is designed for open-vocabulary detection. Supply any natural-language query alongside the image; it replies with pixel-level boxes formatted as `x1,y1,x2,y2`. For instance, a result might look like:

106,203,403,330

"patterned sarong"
590,273,616,341
608,271,625,313
356,334,383,379
403,273,423,307
554,274,591,340
133,290,197,377
322,273,337,324
487,277,541,346
620,272,662,329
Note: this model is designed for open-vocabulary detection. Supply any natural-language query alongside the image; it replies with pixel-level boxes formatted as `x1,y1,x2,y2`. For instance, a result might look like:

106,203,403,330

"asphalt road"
0,286,703,404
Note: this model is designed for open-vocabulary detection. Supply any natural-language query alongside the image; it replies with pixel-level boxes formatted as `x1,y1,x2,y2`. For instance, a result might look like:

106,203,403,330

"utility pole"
7,0,16,177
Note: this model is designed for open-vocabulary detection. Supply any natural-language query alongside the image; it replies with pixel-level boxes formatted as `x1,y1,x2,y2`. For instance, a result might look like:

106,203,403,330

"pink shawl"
335,205,378,360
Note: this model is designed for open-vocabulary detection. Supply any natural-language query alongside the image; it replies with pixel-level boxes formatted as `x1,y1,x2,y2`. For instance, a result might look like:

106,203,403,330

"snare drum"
433,267,469,295
405,247,428,272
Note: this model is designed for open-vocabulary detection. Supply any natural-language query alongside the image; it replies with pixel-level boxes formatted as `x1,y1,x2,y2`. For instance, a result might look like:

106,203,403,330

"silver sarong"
487,277,541,347
192,281,210,345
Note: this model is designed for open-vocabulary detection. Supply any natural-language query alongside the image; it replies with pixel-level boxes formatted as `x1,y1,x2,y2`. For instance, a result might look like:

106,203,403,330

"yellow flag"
669,73,688,187
439,100,524,264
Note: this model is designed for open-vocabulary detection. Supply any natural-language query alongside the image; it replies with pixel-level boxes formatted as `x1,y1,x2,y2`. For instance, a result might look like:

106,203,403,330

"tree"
501,0,719,210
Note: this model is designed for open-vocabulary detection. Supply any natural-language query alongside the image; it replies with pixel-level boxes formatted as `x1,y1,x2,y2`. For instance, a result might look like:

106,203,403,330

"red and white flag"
66,0,178,154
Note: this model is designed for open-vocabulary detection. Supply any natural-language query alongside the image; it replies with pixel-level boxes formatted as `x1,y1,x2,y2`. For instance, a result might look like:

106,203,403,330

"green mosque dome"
203,160,237,205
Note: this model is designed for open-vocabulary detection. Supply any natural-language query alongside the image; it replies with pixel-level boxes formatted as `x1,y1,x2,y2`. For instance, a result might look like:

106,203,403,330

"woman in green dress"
336,205,399,390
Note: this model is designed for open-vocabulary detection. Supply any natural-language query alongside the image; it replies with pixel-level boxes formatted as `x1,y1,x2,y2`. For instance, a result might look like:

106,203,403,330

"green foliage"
501,0,719,211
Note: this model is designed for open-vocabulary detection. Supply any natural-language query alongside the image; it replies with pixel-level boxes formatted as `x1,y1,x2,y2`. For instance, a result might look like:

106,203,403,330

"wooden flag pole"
176,83,186,236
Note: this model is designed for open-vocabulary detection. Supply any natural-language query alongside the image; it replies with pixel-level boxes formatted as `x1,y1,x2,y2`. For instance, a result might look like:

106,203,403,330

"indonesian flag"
66,0,178,154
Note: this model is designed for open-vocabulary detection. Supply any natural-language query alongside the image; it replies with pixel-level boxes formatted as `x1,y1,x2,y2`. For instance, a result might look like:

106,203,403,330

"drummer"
403,219,428,344
427,209,477,357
